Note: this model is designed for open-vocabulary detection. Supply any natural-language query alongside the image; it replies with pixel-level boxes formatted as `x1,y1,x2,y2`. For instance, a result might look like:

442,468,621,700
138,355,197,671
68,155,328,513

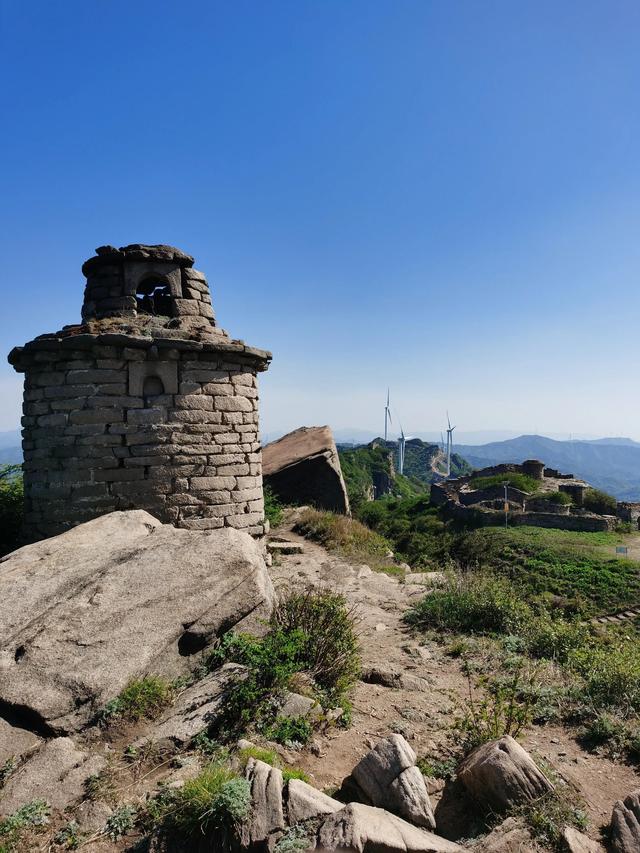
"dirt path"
270,519,640,843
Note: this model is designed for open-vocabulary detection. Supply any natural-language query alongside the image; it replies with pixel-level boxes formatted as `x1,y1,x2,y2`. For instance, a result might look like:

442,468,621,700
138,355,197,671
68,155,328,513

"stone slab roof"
262,426,338,476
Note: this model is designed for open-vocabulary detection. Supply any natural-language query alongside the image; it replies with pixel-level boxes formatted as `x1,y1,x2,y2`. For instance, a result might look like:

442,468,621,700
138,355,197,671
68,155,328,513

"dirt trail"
270,518,640,842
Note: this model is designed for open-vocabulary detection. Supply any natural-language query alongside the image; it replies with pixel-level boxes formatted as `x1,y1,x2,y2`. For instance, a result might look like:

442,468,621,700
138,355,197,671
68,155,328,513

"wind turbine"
398,423,406,475
446,412,457,478
384,389,392,442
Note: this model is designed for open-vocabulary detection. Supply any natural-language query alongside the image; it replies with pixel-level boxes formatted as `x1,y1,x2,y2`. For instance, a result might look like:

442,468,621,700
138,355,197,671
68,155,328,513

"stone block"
92,468,146,483
69,409,125,425
173,298,200,316
128,361,178,396
215,396,253,412
190,476,236,491
36,413,67,427
67,369,124,384
127,408,166,426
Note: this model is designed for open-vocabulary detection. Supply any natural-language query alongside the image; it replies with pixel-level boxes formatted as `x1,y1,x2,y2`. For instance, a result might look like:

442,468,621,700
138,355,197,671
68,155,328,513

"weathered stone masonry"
8,244,271,542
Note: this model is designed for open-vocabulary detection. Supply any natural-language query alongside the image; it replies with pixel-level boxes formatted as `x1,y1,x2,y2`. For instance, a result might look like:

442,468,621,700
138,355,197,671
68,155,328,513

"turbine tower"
446,412,457,478
398,423,406,475
384,389,392,441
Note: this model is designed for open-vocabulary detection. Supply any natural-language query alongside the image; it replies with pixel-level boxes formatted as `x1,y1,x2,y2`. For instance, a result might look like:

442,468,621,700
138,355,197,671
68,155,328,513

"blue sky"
1,1,639,440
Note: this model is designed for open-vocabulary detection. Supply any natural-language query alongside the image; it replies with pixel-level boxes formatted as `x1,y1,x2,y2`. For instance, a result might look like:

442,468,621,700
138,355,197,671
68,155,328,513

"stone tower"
8,244,271,542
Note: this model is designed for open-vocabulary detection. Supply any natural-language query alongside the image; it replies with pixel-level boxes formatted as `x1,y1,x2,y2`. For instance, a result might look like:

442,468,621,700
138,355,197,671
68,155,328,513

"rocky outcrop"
610,789,640,852
562,826,606,853
317,802,463,852
474,816,542,852
0,737,105,816
458,736,553,813
0,511,274,734
349,735,435,830
134,663,248,749
263,426,350,514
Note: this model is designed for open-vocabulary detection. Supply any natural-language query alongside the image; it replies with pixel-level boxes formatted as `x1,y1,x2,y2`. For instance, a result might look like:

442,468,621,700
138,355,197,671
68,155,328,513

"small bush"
100,675,173,723
105,805,136,841
209,589,360,740
455,666,537,751
468,473,539,493
263,486,284,527
406,573,532,636
281,766,310,782
536,490,572,506
163,763,250,839
294,508,391,565
0,466,23,558
525,615,593,663
580,712,626,749
417,756,458,780
583,488,617,515
572,638,640,711
53,820,80,849
264,715,312,746
512,784,587,851
0,799,50,850
275,824,314,853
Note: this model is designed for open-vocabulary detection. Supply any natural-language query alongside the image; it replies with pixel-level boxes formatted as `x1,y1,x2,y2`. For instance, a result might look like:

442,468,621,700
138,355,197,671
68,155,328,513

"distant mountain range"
454,435,640,501
0,431,21,466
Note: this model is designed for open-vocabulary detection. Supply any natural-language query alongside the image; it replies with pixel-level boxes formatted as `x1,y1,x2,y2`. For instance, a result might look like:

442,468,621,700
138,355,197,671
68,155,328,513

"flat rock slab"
0,736,105,816
135,663,247,748
317,802,464,852
0,510,274,734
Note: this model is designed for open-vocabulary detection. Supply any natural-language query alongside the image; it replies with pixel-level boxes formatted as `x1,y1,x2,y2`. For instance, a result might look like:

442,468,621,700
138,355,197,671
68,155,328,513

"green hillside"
338,442,427,511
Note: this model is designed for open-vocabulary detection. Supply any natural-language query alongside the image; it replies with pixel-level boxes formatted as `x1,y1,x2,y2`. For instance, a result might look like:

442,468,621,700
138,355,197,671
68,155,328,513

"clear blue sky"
1,0,639,440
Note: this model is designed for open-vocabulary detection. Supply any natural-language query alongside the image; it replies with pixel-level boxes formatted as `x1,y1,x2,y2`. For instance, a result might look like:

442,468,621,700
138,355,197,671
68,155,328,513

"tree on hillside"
0,464,23,557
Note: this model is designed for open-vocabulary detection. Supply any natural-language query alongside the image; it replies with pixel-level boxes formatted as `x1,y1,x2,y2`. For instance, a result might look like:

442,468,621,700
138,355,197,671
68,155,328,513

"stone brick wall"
13,336,266,541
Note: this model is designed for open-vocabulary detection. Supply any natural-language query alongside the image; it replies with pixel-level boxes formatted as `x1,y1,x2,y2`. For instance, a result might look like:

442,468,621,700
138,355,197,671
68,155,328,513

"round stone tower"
8,244,272,542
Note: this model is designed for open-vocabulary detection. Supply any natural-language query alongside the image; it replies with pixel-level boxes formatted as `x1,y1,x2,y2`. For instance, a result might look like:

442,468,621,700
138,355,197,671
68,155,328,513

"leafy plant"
455,665,537,751
104,804,136,840
274,824,315,853
264,715,312,746
100,675,173,723
0,758,16,789
582,488,617,515
263,485,284,527
406,572,532,635
0,799,50,850
54,820,80,849
163,763,250,838
417,755,458,780
468,472,539,493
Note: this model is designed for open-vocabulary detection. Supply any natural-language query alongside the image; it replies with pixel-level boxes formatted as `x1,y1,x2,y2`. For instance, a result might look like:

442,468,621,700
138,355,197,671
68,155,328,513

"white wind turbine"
446,412,457,477
384,389,392,442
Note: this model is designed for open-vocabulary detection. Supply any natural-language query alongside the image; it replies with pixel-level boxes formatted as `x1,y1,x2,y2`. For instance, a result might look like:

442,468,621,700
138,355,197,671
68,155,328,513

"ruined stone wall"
15,337,266,541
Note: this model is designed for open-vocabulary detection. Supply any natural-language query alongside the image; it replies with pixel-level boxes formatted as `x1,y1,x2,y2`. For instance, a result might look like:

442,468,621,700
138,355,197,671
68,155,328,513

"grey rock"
351,735,435,829
610,789,640,852
263,426,350,514
280,692,321,720
0,718,41,766
458,736,554,813
0,510,274,733
242,758,285,846
0,737,105,816
134,663,247,748
474,816,542,852
286,778,342,824
317,802,464,852
563,826,605,853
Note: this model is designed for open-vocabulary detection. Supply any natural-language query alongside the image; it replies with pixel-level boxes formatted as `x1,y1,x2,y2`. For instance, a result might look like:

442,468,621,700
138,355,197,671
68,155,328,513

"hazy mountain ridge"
454,434,640,501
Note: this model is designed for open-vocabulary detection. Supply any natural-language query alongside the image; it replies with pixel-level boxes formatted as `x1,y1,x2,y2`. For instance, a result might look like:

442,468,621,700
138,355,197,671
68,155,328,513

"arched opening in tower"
136,279,172,316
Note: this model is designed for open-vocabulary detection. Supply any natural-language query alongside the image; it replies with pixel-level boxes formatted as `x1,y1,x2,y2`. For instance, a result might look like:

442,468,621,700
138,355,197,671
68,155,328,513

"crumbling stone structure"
9,244,271,542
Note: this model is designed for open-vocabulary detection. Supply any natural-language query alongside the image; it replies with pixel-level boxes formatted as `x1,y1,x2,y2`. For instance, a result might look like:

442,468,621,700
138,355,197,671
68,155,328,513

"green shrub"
263,485,284,527
512,784,587,851
524,615,593,663
455,666,537,751
208,589,360,739
580,712,626,749
417,756,458,780
468,473,539,493
54,820,80,849
406,573,532,635
0,799,50,850
583,488,617,515
105,805,136,840
281,766,310,782
264,715,312,746
536,490,572,506
294,508,391,565
571,638,640,711
165,763,250,838
100,675,174,723
275,824,314,853
0,466,23,558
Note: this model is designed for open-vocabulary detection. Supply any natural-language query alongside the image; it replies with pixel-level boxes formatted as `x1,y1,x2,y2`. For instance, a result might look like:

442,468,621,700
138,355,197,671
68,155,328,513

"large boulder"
317,802,464,852
458,736,553,813
0,511,274,734
0,737,105,816
610,789,640,852
351,734,436,829
262,426,350,514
